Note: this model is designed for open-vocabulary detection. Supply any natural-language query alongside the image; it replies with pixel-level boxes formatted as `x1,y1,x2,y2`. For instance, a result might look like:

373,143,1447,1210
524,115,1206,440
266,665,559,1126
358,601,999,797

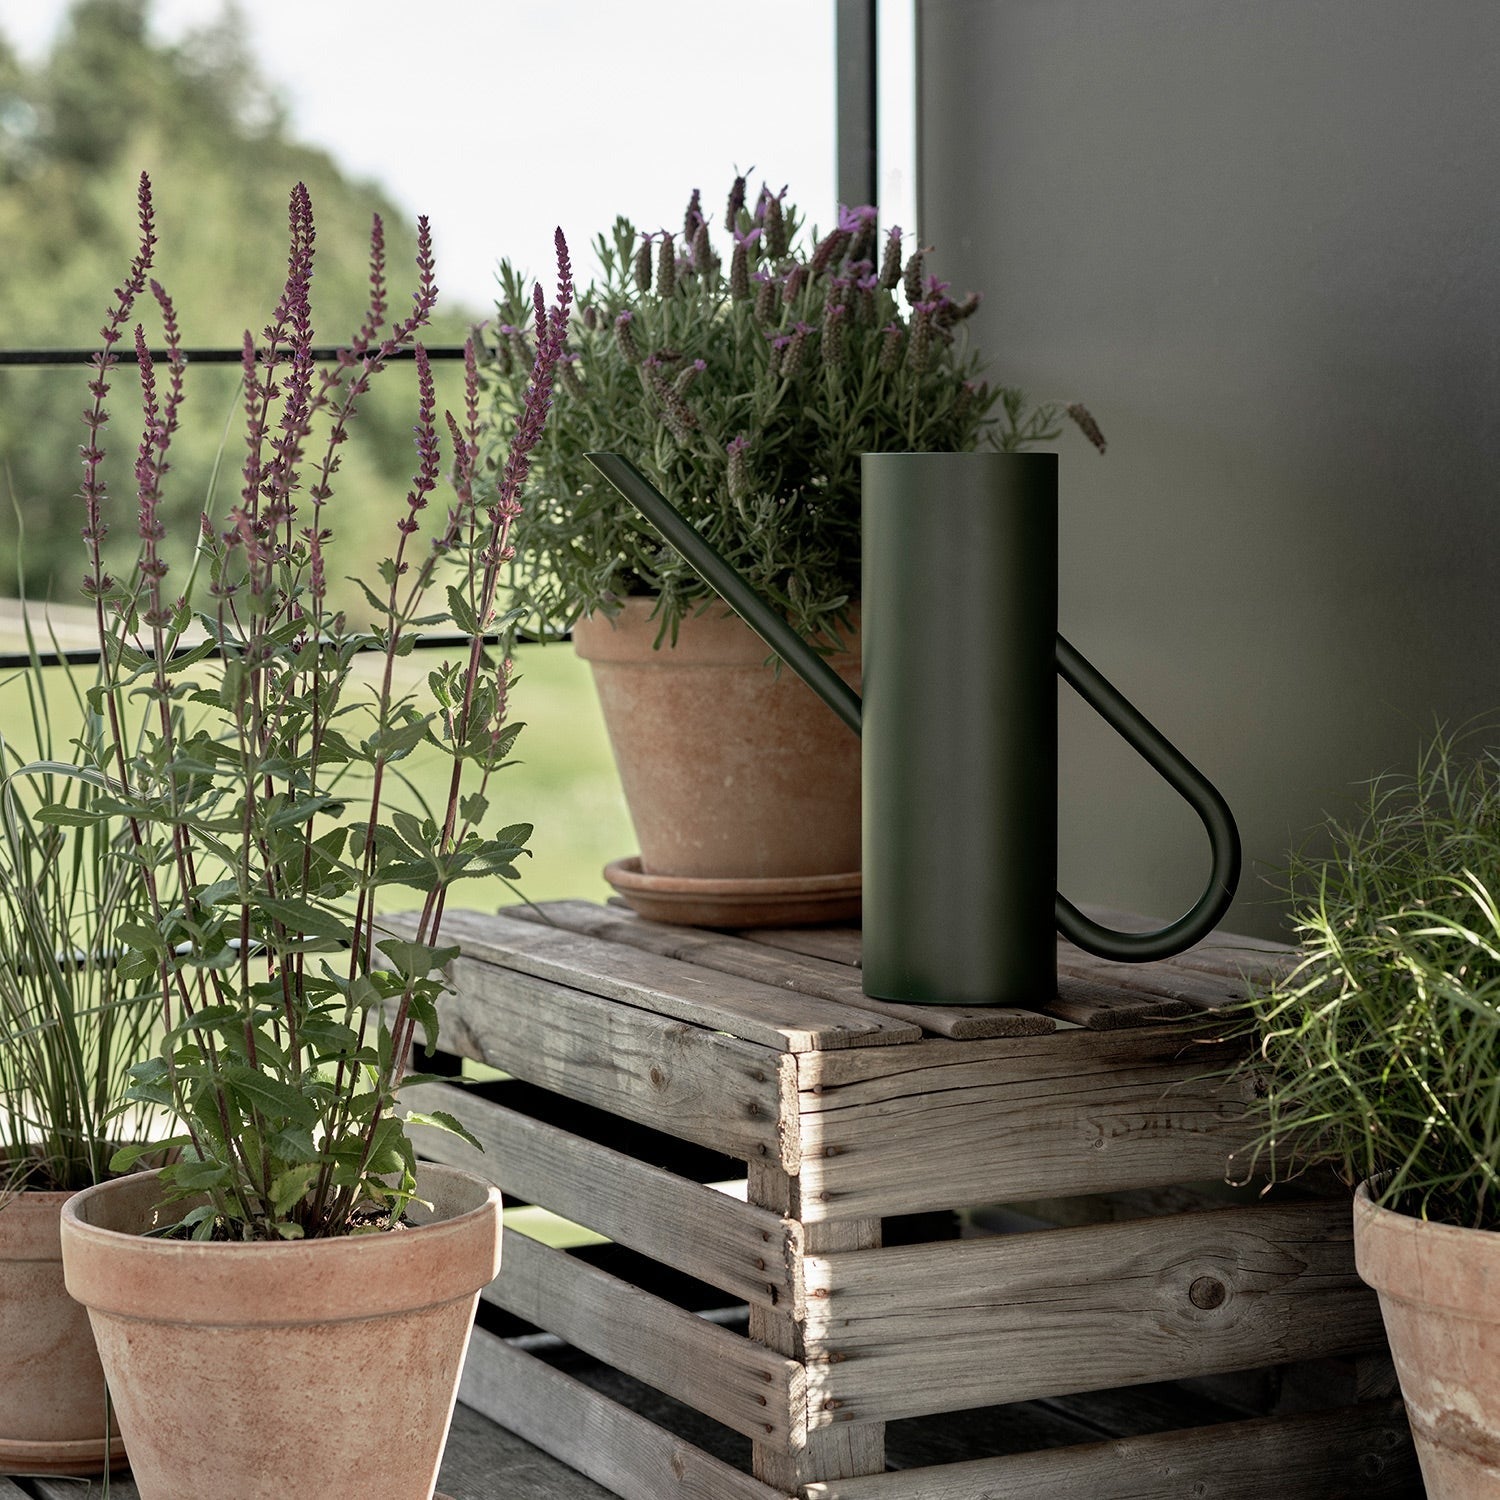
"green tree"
0,0,476,610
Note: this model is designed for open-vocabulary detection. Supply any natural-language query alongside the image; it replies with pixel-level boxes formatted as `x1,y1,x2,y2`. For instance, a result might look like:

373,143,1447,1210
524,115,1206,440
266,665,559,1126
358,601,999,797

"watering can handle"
1054,636,1240,960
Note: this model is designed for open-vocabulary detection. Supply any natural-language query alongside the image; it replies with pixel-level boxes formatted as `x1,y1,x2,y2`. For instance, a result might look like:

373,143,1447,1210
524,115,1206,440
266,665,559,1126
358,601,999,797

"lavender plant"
37,173,570,1240
481,175,1103,643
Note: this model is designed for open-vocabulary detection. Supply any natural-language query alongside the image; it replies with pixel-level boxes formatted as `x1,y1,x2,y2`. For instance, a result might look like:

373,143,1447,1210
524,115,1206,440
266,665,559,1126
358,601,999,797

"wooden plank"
27,1480,136,1499
404,1079,799,1312
459,1329,785,1500
742,926,862,967
430,950,796,1171
748,1161,884,1492
800,1202,1385,1424
517,901,1054,1039
794,1024,1246,1219
743,919,1285,1027
1055,946,1245,1011
1044,972,1199,1029
406,907,918,1051
487,1226,805,1447
800,1399,1418,1498
437,1398,617,1500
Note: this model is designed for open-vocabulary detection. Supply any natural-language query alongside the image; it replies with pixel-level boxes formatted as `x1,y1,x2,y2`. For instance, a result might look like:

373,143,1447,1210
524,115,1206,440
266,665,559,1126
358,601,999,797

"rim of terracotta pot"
61,1163,502,1325
572,595,861,668
0,1185,77,1258
1353,1179,1500,1314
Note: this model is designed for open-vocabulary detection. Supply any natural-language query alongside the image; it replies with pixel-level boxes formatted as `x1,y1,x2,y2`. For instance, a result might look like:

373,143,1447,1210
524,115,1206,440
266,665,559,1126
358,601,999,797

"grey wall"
917,0,1500,937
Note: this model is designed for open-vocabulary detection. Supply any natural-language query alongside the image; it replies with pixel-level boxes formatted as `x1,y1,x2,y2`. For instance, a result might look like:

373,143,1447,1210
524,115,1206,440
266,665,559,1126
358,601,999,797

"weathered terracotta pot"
0,1187,123,1475
1354,1181,1500,1496
61,1164,502,1500
573,597,861,917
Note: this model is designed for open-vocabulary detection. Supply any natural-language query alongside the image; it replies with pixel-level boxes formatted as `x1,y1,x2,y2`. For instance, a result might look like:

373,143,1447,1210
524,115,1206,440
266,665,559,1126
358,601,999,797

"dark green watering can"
586,450,1240,1007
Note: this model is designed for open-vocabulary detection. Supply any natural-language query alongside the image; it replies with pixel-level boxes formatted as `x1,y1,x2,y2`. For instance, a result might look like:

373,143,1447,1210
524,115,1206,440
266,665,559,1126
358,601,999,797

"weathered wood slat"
800,1399,1418,1498
794,1024,1245,1219
517,901,1054,1039
800,1202,1385,1424
748,1160,884,1491
1055,945,1245,1010
437,1399,617,1500
1043,973,1199,1028
409,908,918,1051
459,1329,785,1500
26,1479,135,1499
741,926,862,967
404,1079,798,1312
429,950,795,1170
487,1227,805,1447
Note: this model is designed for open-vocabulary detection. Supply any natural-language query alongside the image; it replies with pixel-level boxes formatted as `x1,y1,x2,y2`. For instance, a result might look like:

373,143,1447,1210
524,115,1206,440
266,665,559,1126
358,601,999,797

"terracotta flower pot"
0,1186,123,1475
573,596,861,922
1354,1181,1500,1496
61,1163,502,1500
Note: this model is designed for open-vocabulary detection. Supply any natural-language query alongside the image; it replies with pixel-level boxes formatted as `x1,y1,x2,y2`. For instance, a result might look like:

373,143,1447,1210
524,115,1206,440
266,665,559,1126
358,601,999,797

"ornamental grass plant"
0,609,158,1194
1236,726,1500,1231
481,174,1104,644
40,172,570,1240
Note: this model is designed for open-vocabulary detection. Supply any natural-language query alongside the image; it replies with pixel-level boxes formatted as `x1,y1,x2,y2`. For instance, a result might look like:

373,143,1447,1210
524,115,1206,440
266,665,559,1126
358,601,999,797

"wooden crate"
398,901,1419,1499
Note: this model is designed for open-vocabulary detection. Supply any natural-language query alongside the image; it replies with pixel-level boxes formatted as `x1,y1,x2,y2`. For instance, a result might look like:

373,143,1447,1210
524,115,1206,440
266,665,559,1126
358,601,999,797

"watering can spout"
584,450,1241,1000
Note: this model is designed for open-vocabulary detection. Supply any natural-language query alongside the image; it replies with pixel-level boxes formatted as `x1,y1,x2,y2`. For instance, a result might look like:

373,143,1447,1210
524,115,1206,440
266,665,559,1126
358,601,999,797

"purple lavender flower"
657,233,676,299
878,321,904,372
838,203,878,263
760,184,789,259
727,172,749,227
781,321,813,378
902,247,926,306
781,264,806,305
729,241,751,301
726,434,751,503
690,220,712,277
753,271,779,326
674,358,707,397
634,232,656,293
683,188,703,241
809,227,850,278
908,302,936,373
1065,403,1107,453
821,302,848,368
878,227,903,289
614,309,642,364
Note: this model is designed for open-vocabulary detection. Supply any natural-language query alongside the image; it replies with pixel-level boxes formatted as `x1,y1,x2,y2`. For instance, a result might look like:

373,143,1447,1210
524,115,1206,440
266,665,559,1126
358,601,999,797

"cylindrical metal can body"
860,452,1058,1005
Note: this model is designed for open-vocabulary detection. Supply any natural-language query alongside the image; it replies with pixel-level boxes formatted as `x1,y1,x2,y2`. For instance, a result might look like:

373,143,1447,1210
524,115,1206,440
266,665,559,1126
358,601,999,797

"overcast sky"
6,1,916,309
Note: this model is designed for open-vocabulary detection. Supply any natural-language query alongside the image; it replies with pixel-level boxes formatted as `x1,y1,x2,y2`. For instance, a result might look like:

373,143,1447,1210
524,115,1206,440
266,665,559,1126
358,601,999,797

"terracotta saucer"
0,1433,127,1477
602,855,861,928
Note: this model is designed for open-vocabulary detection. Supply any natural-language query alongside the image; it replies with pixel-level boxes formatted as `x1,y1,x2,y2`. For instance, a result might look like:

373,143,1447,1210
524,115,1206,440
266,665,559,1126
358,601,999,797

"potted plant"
481,174,1103,923
0,619,158,1475
47,173,569,1499
1236,727,1500,1499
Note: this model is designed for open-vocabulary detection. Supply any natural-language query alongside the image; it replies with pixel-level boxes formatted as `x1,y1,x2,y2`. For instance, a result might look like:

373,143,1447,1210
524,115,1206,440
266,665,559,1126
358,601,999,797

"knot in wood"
648,1064,667,1090
1188,1275,1227,1310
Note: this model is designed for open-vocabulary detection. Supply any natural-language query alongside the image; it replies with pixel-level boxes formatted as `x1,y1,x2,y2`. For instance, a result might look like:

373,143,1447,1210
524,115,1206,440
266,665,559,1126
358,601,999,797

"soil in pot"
60,1163,502,1500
